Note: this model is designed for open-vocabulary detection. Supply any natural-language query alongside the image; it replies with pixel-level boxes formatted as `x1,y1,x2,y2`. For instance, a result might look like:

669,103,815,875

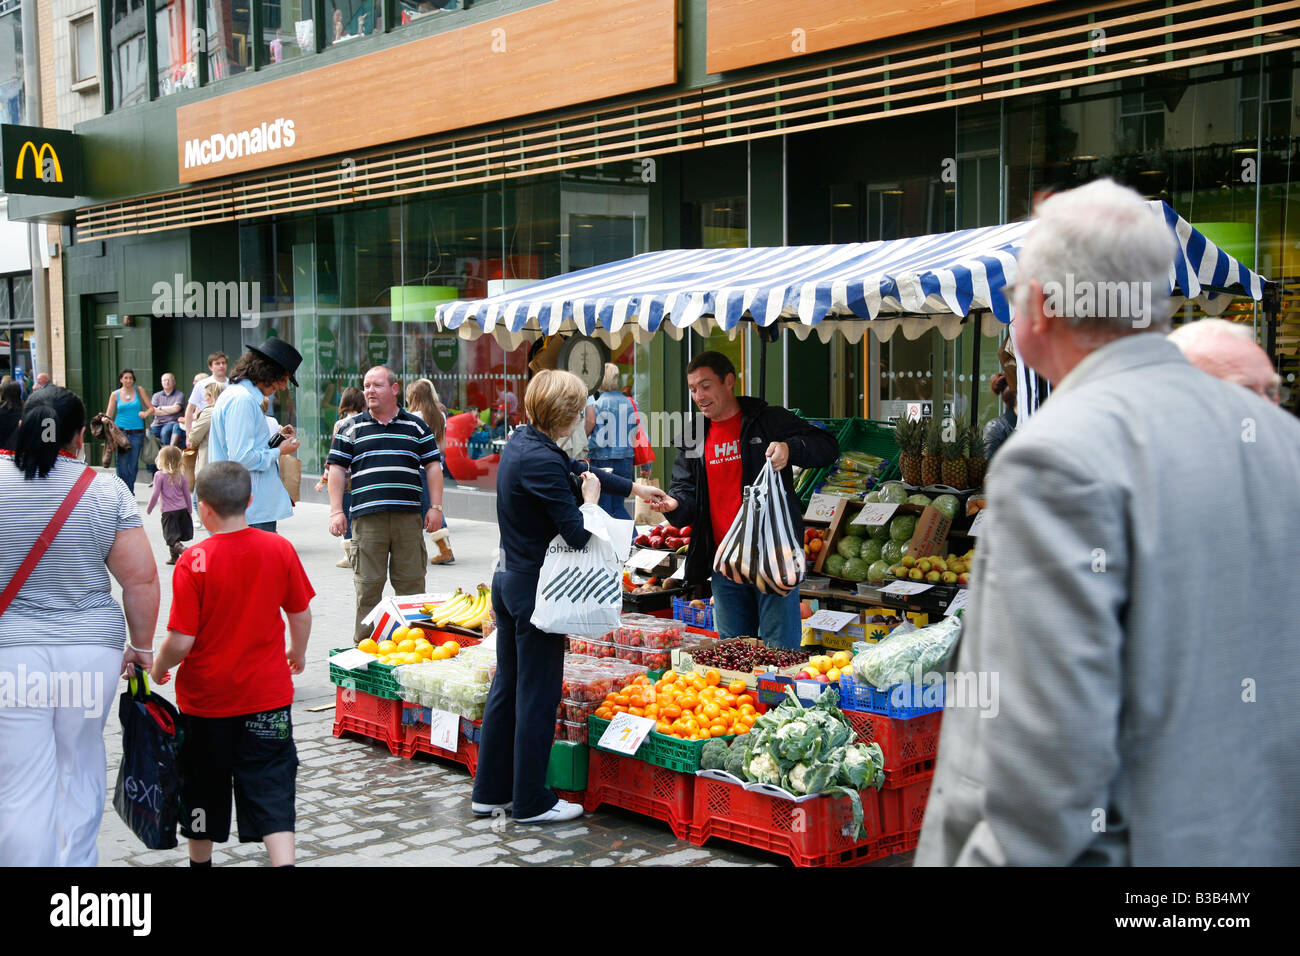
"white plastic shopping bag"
713,461,806,596
532,504,635,636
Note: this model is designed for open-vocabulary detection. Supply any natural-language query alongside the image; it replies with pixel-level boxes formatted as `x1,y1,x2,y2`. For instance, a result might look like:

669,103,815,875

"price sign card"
598,713,657,756
627,549,672,571
330,648,375,671
804,493,841,522
428,708,459,751
804,609,859,632
943,588,971,618
879,580,934,596
967,509,990,536
851,502,900,527
667,562,687,582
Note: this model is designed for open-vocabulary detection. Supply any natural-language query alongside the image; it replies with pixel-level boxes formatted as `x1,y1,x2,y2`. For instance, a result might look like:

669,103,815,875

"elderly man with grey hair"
917,179,1300,866
1169,318,1284,404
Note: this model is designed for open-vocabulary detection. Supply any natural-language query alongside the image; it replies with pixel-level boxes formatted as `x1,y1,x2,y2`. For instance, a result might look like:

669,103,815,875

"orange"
397,639,416,652
733,723,749,735
677,694,699,712
660,670,677,683
704,669,721,686
737,694,754,708
701,702,721,720
727,679,747,695
377,640,397,653
407,628,426,642
443,640,461,656
628,694,645,709
629,707,645,717
614,705,628,714
656,721,673,735
357,638,378,654
661,704,681,720
596,708,612,720
391,626,410,643
614,694,630,707
644,704,659,718
709,724,728,737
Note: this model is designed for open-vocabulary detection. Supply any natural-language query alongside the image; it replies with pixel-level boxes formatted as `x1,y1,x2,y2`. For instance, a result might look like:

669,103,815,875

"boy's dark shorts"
178,706,298,843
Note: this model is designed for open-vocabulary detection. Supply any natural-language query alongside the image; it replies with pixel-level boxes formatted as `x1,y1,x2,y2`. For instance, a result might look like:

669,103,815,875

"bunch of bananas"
422,585,492,630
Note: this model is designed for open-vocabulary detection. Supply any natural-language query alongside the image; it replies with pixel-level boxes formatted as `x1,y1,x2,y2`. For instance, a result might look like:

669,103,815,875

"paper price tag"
627,549,672,571
428,708,459,751
943,588,971,617
850,502,900,527
803,493,841,522
667,562,687,582
804,609,859,632
330,648,375,671
598,713,656,756
879,580,934,596
967,509,990,537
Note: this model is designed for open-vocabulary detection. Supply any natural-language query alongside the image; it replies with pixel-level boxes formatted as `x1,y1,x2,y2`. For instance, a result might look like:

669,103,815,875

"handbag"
279,454,302,505
713,461,806,596
141,430,162,469
630,398,655,467
0,464,96,617
532,503,635,637
112,666,184,850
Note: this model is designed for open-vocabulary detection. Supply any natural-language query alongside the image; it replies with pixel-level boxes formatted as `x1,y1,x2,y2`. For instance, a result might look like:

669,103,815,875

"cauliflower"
746,751,782,785
788,762,812,795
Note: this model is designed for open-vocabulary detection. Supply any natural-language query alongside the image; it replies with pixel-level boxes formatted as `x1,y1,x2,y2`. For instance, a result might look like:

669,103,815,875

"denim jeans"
115,430,144,490
588,457,633,520
156,421,183,446
710,571,802,649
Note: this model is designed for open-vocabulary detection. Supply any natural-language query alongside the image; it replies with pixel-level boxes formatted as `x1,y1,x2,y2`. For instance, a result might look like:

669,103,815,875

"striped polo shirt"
326,408,440,517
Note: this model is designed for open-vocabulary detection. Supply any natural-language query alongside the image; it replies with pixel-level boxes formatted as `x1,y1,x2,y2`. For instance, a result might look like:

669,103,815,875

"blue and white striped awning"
434,201,1265,347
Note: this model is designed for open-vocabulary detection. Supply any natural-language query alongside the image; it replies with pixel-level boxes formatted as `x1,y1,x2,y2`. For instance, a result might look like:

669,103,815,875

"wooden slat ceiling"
76,0,1300,241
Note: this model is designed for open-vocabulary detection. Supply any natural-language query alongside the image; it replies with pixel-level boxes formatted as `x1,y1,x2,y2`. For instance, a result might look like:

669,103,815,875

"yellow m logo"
15,140,62,182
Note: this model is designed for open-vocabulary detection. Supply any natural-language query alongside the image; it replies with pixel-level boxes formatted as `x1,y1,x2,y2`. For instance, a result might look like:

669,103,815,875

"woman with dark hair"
317,386,367,566
208,340,304,533
0,381,22,449
0,387,159,865
104,368,155,489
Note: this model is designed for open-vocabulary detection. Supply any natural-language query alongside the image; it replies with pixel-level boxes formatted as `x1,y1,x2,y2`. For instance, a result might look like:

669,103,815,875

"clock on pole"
556,335,610,392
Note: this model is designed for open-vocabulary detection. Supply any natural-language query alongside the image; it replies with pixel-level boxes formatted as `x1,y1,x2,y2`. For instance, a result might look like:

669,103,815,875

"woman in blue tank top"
104,368,154,490
583,363,636,519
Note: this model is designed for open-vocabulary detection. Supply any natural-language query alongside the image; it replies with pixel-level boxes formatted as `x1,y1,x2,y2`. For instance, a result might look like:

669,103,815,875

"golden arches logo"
15,141,62,182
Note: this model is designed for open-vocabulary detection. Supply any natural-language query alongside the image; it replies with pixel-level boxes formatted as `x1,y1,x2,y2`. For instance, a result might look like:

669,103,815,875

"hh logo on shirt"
712,440,740,460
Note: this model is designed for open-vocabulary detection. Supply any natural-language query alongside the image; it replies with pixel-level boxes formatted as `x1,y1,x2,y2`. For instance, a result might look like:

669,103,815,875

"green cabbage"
859,538,884,563
842,557,869,582
877,482,909,504
889,514,918,542
824,554,847,577
837,535,865,559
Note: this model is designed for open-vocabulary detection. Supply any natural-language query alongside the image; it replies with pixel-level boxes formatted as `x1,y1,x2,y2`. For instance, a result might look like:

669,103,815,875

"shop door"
88,299,126,463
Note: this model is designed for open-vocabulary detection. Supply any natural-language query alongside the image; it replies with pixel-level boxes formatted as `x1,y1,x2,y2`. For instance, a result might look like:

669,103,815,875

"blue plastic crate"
672,596,714,630
838,674,943,718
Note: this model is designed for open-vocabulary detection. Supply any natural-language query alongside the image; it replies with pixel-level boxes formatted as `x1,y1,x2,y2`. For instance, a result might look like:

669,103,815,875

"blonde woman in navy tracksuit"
472,370,664,823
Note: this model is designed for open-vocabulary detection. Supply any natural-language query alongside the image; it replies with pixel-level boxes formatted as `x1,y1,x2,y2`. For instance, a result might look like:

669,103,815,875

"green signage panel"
1,124,80,198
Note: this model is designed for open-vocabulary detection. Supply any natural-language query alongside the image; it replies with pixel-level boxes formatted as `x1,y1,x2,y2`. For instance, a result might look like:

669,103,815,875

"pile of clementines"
593,669,759,741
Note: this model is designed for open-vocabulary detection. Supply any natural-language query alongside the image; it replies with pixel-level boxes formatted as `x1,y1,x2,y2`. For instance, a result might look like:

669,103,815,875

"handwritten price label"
879,580,934,596
804,493,841,522
804,609,859,632
428,708,459,751
851,502,900,527
967,509,990,536
598,713,656,756
627,549,672,571
943,588,970,617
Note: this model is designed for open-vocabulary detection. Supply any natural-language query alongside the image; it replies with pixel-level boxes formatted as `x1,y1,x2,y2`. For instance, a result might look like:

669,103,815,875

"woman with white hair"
583,362,637,519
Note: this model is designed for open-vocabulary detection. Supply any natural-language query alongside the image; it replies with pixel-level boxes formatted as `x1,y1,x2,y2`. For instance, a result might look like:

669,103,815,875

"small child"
147,445,192,564
151,460,315,867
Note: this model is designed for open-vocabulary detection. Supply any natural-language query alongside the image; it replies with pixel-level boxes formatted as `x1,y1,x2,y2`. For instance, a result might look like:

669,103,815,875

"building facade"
7,0,1299,504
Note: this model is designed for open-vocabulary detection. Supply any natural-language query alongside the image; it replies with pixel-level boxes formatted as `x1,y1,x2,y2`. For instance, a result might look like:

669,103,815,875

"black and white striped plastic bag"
532,504,635,637
713,461,806,596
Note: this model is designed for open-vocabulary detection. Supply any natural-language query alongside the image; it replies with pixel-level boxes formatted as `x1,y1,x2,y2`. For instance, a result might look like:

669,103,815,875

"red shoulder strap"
0,466,97,617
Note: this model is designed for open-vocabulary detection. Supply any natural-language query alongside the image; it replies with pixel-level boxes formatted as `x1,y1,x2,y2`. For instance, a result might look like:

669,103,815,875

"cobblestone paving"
95,480,913,867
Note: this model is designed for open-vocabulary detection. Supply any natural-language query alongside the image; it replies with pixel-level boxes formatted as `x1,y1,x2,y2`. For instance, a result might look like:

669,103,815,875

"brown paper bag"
633,476,661,526
280,455,302,505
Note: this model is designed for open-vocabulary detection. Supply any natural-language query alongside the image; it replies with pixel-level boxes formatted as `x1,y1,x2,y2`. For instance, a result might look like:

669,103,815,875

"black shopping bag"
112,666,185,850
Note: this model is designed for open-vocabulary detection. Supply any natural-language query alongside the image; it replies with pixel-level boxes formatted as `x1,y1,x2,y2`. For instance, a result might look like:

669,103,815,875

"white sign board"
627,549,673,571
804,493,841,522
428,708,459,751
851,502,900,527
598,713,657,755
943,588,971,617
330,648,376,671
879,580,934,596
804,609,859,632
967,510,990,537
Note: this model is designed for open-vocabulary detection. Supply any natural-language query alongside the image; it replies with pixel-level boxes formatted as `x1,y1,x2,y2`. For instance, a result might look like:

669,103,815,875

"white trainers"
471,801,512,817
516,800,584,824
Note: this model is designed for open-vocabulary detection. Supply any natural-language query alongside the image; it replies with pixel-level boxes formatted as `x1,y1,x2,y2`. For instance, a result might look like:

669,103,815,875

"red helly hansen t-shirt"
168,527,316,718
706,412,744,545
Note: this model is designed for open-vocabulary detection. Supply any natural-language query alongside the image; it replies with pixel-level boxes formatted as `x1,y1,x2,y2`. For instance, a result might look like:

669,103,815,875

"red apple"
814,674,830,684
795,670,811,680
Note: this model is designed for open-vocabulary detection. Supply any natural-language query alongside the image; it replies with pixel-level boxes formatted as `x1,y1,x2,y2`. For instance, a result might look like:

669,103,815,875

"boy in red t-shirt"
151,460,315,867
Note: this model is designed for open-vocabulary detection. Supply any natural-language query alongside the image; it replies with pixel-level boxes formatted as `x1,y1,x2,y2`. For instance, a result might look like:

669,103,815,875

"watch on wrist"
430,504,444,512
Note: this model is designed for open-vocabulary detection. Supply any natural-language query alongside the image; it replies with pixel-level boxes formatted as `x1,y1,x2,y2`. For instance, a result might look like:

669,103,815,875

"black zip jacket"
665,396,840,585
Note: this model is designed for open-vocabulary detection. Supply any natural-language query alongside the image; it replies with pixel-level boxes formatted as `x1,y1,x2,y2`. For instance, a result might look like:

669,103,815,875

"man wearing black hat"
208,338,304,532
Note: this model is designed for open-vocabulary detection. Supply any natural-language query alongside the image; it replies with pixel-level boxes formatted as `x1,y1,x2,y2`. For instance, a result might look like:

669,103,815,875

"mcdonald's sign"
1,124,79,198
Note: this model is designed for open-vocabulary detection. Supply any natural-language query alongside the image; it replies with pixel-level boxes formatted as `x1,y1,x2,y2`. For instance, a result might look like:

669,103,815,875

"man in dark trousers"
651,351,838,648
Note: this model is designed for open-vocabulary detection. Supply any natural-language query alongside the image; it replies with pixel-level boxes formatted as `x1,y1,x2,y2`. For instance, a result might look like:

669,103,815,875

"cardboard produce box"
813,499,953,584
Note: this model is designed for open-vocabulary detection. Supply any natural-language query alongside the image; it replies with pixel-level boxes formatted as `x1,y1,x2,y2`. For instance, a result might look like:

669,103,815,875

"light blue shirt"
208,379,292,524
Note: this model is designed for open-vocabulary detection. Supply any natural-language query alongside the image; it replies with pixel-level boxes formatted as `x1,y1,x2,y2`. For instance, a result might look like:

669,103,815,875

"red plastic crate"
882,759,935,789
396,720,479,773
583,749,694,839
884,828,922,855
554,789,586,805
332,685,404,754
687,776,889,867
845,708,942,771
879,776,932,835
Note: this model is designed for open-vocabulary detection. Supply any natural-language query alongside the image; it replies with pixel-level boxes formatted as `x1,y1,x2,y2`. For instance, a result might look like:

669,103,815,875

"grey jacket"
916,333,1300,866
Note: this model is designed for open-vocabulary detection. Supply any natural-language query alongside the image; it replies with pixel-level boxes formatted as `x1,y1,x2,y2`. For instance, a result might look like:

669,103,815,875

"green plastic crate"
587,715,733,773
545,741,590,791
797,418,900,507
328,648,402,700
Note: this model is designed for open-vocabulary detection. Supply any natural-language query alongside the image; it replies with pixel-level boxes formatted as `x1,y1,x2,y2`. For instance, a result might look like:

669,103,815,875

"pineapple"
921,417,944,487
941,424,969,490
966,424,988,489
892,416,924,486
